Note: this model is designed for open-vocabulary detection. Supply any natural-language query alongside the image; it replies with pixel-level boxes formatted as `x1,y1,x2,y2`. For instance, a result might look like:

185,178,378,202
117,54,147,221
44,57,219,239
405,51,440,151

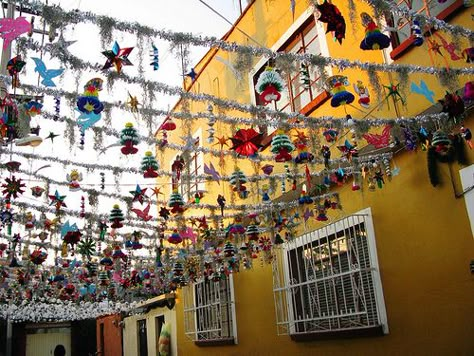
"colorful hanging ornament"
30,249,47,265
31,57,64,87
230,168,249,199
326,75,355,108
322,128,338,143
66,169,83,191
3,161,20,172
78,237,96,260
359,13,391,50
120,122,140,155
363,125,392,149
261,164,274,175
0,16,31,49
171,155,185,183
353,80,370,108
30,186,45,197
255,66,285,105
141,151,160,178
109,204,125,229
463,81,474,102
230,128,263,157
439,92,465,122
298,184,313,205
76,78,104,132
293,130,314,164
460,126,472,149
6,55,26,88
2,176,25,200
411,19,424,47
102,41,134,73
217,194,226,216
129,184,147,204
159,206,171,220
314,0,346,44
24,211,35,230
168,230,183,245
337,139,358,161
271,130,295,162
168,189,185,214
185,68,197,82
150,44,159,70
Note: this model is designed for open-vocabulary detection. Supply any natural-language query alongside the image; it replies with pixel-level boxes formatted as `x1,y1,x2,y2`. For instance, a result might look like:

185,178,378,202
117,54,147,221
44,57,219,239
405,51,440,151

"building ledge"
290,325,384,342
195,337,235,347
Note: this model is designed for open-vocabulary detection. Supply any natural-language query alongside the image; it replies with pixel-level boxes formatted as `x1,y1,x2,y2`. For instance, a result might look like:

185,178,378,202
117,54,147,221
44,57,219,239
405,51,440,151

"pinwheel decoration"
2,175,25,199
102,41,134,73
314,0,346,44
6,55,26,87
230,128,263,157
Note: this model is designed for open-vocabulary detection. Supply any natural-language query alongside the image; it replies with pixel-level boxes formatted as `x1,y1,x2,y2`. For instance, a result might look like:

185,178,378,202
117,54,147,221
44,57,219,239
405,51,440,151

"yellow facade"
157,0,474,354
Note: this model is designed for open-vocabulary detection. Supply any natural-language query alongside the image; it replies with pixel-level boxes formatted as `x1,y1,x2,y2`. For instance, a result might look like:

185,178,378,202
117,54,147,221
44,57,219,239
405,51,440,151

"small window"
183,276,237,345
389,0,462,54
250,10,330,115
273,208,388,339
137,319,148,356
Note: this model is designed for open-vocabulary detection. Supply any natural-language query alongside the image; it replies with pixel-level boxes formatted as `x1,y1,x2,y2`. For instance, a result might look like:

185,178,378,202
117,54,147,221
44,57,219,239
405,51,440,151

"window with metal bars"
183,276,237,345
272,208,388,339
388,0,462,51
252,13,328,115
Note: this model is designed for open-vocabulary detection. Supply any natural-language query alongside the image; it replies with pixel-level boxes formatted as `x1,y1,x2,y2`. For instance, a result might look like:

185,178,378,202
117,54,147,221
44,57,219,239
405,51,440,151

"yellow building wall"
123,307,177,356
158,0,474,354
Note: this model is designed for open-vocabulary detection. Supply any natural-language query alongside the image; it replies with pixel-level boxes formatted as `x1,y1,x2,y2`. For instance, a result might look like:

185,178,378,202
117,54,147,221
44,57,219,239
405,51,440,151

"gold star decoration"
127,92,140,112
214,135,229,150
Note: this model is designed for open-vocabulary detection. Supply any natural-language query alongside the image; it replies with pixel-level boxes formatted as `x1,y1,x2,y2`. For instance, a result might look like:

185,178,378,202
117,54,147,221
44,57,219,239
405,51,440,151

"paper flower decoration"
109,204,124,229
7,55,26,87
2,175,25,199
230,128,263,157
255,66,285,105
0,16,31,49
326,75,355,108
271,130,295,162
314,0,346,44
120,122,139,155
359,13,391,50
141,151,159,178
31,57,64,87
102,41,134,73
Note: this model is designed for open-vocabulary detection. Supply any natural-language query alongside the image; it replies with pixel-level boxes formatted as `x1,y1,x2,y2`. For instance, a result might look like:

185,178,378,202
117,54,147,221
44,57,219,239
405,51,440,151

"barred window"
273,208,388,339
183,276,237,345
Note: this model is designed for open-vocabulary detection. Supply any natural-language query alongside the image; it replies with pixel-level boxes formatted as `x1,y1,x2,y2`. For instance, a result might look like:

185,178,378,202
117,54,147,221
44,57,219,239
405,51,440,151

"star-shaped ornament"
159,206,170,221
150,187,164,198
303,208,314,222
127,93,140,112
45,132,60,143
214,136,229,150
48,190,67,209
102,41,134,73
129,184,147,204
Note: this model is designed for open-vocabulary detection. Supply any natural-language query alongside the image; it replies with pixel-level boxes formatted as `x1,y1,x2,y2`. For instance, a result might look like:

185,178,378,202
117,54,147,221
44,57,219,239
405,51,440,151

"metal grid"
273,209,388,335
183,277,236,342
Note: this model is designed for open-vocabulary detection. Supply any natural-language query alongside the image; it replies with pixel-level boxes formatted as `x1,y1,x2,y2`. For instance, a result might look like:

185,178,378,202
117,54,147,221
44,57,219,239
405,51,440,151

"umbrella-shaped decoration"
230,128,263,157
168,229,183,245
359,12,391,50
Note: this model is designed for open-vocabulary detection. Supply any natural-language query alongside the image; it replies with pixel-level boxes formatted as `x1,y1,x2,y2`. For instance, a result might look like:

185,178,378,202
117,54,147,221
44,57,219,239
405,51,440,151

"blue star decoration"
102,41,134,73
49,190,67,209
184,68,197,81
129,184,147,204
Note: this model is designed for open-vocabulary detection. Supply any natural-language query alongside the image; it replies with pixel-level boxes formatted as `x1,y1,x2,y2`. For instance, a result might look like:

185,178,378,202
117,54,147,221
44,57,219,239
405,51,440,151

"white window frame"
459,164,474,238
274,208,388,336
183,275,238,344
248,7,332,116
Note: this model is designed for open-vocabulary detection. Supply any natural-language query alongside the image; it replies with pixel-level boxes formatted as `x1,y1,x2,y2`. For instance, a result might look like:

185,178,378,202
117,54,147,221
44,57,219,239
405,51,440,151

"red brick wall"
96,314,123,356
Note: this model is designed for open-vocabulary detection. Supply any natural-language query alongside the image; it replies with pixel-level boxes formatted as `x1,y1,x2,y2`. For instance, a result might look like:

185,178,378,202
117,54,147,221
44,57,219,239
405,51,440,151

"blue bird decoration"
76,109,102,131
31,57,64,87
150,44,159,70
410,80,435,104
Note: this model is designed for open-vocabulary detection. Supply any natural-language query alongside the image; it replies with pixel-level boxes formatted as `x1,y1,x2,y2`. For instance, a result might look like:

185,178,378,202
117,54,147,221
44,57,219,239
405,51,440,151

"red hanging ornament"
230,128,263,157
109,204,125,229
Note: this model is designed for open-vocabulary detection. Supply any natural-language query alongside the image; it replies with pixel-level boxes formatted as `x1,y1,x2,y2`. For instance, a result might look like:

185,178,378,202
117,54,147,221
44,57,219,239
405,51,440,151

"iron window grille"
183,276,237,344
272,208,388,338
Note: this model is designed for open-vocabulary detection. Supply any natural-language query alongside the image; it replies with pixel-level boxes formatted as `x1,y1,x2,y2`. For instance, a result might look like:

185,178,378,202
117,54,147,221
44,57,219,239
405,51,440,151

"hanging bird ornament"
31,57,64,87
